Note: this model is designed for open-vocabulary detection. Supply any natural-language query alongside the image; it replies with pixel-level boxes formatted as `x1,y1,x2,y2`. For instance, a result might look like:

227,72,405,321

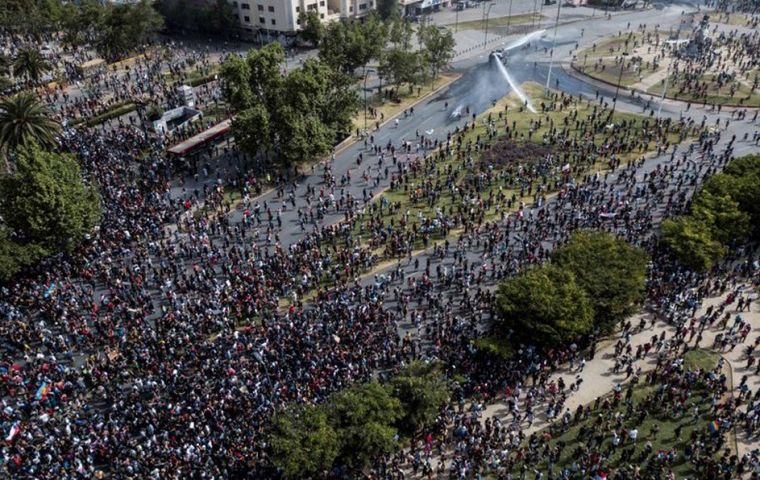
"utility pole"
612,51,628,112
484,3,495,48
363,69,372,131
658,56,673,116
506,0,514,34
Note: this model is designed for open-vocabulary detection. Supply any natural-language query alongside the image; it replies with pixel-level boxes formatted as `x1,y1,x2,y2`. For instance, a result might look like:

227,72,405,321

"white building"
229,0,374,37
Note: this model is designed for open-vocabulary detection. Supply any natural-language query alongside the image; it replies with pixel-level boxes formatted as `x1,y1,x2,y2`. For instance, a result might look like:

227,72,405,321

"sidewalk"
476,284,760,458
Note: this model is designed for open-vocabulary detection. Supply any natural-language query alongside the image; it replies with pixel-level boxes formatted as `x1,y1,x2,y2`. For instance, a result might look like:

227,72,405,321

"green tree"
0,227,46,281
376,0,400,20
360,14,389,73
298,10,324,47
722,155,760,239
319,18,385,76
388,15,413,49
496,264,594,348
285,58,358,134
245,43,286,110
61,0,105,47
12,48,52,84
0,54,11,91
551,230,648,332
232,104,271,160
390,362,450,436
418,24,455,81
222,48,357,167
0,92,61,157
96,0,163,60
157,0,236,37
269,405,340,479
220,54,253,108
661,216,725,271
0,142,101,252
690,186,749,244
0,0,71,37
328,381,402,469
379,48,422,90
0,53,11,77
277,106,334,166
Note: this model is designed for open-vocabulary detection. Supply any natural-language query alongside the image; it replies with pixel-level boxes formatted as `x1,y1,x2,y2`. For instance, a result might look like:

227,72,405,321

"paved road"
180,0,725,251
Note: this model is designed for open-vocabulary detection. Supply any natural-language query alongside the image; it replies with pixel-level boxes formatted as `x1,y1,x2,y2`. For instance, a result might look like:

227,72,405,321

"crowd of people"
2,4,760,480
1,82,759,479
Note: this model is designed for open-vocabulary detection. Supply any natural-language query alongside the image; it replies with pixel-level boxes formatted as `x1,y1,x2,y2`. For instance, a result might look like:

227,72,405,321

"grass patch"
452,12,543,31
710,12,757,26
524,349,729,478
353,73,459,133
71,101,137,127
282,81,699,308
646,70,760,107
473,337,514,359
166,64,220,87
349,81,691,254
574,31,668,88
576,29,760,106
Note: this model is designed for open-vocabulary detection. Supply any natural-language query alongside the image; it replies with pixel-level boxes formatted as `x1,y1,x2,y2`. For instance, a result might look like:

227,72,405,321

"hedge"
71,102,137,127
188,73,218,87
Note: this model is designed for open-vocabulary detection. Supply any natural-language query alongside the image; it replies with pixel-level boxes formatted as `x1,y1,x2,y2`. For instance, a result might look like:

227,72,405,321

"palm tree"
0,54,10,92
12,48,52,84
0,93,61,159
0,54,10,77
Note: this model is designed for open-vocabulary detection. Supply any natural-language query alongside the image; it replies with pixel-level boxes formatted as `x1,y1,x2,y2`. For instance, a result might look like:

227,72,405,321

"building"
229,0,375,38
399,0,449,17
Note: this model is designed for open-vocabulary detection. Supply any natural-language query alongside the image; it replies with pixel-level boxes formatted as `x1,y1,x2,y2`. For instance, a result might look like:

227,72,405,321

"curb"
719,351,742,458
567,62,759,110
334,73,462,157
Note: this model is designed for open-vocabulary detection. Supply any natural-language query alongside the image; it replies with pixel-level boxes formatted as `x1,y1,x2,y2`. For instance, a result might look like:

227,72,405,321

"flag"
34,382,50,401
43,282,57,299
708,420,720,433
5,421,20,442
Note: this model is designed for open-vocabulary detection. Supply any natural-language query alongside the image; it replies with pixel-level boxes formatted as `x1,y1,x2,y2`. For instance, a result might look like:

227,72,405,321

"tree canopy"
662,216,726,271
319,16,387,75
390,361,450,436
156,0,237,37
0,92,61,157
270,405,339,479
221,44,358,167
298,10,325,47
418,23,456,81
12,48,52,84
329,380,402,469
721,155,760,239
496,264,594,348
376,0,400,20
551,230,648,332
661,155,760,271
96,0,164,61
0,142,101,253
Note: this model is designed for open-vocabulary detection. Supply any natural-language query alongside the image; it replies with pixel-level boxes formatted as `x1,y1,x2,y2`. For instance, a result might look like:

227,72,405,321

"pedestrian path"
476,283,760,457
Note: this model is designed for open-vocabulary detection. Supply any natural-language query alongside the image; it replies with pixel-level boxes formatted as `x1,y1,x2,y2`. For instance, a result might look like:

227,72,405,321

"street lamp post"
612,51,628,113
506,0,514,34
253,350,277,419
544,0,562,92
363,68,375,132
614,51,629,100
484,2,496,48
658,56,673,116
